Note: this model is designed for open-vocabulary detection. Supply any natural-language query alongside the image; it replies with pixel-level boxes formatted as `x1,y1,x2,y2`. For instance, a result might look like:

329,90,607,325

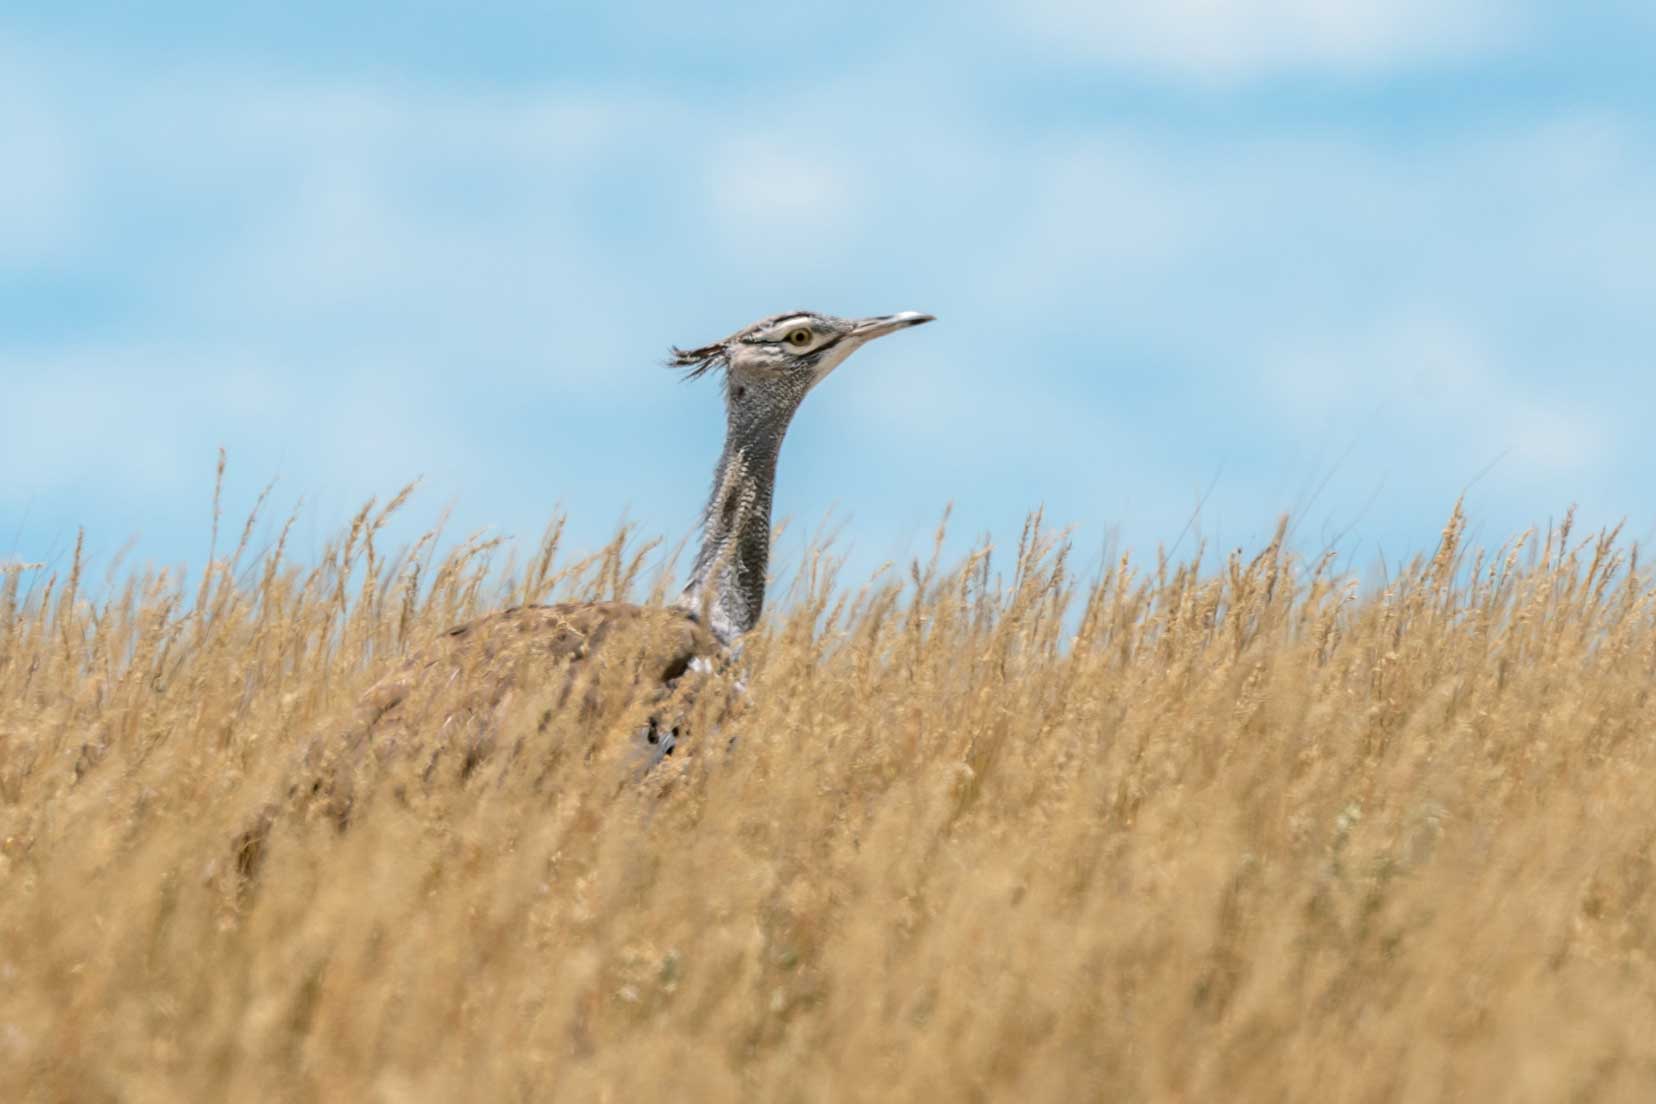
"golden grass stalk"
3,497,1655,1101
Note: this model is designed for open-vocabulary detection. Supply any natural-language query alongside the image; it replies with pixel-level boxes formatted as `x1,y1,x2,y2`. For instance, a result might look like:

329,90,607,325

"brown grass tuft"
4,498,1656,1101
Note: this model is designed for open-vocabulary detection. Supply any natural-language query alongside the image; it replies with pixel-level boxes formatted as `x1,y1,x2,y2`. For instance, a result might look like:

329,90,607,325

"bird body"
360,602,714,729
232,309,933,878
353,308,934,768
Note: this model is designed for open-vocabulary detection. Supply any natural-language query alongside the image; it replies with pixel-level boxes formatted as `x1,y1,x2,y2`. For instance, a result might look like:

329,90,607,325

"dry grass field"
5,489,1656,1102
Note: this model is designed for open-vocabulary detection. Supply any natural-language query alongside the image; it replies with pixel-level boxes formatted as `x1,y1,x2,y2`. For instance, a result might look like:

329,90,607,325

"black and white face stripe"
739,314,848,358
741,310,817,336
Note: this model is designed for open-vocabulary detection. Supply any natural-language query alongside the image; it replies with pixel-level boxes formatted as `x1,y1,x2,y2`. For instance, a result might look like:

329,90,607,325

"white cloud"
0,58,86,267
0,329,544,567
1258,313,1610,476
0,347,195,494
2,31,1650,576
1010,0,1525,84
983,140,1210,310
702,139,864,256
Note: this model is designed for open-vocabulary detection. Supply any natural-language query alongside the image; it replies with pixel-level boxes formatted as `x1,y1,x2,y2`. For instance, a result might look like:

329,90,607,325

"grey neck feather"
677,378,807,644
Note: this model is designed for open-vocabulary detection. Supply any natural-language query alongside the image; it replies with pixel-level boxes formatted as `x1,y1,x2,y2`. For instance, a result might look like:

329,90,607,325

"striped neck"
677,379,803,643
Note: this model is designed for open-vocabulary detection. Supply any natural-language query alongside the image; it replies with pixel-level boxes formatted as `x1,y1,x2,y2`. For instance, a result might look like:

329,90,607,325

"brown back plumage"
359,601,717,746
287,603,719,830
233,602,725,885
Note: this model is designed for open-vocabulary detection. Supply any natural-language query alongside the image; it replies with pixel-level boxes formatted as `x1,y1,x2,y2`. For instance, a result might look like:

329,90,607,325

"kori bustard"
352,308,935,770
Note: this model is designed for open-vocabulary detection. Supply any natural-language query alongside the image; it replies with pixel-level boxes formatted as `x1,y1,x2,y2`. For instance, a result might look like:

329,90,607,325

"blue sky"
4,2,1655,591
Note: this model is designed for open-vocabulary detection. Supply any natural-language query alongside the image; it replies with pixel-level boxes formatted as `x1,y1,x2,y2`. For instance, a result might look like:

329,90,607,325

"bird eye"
786,328,813,348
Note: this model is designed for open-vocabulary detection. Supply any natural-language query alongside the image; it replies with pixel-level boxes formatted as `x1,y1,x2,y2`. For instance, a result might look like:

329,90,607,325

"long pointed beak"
850,311,935,340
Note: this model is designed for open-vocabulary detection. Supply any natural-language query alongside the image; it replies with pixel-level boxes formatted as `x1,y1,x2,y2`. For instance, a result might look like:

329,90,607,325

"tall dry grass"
4,489,1656,1102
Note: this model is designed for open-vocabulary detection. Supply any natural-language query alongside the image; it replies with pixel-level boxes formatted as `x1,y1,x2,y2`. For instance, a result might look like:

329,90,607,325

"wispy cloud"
1259,313,1611,476
0,58,85,267
3,11,1653,576
703,140,866,256
1009,0,1527,84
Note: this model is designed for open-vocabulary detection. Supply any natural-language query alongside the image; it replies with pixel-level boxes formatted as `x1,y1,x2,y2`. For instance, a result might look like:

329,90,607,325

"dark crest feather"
668,342,726,382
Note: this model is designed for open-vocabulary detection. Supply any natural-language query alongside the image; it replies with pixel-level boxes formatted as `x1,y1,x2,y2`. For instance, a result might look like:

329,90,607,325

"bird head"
670,310,934,407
